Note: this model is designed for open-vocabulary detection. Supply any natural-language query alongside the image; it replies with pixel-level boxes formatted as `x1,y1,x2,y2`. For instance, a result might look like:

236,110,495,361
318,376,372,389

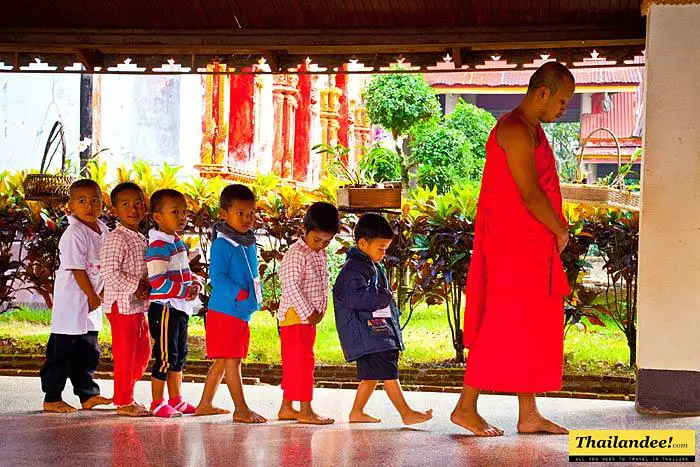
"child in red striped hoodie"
145,189,201,418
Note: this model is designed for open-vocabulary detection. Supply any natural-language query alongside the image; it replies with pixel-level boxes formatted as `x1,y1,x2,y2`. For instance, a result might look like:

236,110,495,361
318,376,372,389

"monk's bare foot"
233,408,267,424
278,405,301,421
117,402,151,417
450,409,504,436
517,415,568,435
401,408,433,426
195,404,231,416
297,409,335,425
43,401,78,413
82,395,113,410
349,410,381,423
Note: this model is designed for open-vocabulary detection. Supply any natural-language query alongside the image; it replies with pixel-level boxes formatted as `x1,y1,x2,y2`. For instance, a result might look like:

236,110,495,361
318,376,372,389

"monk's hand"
556,232,570,253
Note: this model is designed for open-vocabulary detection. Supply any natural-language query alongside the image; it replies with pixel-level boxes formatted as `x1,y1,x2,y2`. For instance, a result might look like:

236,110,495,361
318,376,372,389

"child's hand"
134,279,150,301
188,253,206,276
186,283,202,301
88,293,102,312
307,311,323,325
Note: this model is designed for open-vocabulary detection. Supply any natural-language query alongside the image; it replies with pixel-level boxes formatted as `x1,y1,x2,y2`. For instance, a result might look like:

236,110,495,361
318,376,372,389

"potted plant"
314,144,402,210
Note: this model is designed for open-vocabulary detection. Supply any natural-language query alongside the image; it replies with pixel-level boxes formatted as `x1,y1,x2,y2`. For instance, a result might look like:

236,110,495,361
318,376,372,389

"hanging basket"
23,121,76,202
560,127,640,212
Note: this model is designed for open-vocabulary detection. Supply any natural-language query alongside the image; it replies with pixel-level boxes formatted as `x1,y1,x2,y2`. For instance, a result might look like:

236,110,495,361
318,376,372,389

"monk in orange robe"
451,62,575,436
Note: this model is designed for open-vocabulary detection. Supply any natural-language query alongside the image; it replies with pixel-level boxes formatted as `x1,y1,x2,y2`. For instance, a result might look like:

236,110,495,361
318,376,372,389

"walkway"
0,376,697,466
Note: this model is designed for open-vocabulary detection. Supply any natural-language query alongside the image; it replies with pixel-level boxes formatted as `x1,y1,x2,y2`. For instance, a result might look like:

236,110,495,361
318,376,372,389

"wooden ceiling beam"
75,48,104,71
0,23,645,56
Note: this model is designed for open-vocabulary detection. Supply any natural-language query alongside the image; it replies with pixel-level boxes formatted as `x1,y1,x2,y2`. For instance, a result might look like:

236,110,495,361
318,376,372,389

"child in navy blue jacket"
196,184,266,424
333,213,432,425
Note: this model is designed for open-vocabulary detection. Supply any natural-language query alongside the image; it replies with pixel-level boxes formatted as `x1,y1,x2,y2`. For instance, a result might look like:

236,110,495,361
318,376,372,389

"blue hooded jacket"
333,247,404,362
206,223,261,322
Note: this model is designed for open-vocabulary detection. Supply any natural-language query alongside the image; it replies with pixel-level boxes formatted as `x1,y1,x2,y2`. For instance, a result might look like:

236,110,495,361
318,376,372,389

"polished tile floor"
0,376,697,466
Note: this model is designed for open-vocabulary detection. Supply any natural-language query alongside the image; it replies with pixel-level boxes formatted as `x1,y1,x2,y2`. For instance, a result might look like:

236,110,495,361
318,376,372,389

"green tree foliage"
543,122,581,183
363,73,442,138
406,99,496,193
363,74,441,186
443,99,496,164
410,126,474,194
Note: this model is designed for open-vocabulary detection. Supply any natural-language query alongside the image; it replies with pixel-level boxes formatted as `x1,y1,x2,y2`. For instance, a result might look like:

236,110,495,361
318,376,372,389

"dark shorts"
356,349,399,381
148,302,189,381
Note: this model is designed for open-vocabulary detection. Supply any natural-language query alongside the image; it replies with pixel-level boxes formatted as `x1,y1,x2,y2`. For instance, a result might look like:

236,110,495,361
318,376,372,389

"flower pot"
337,185,402,210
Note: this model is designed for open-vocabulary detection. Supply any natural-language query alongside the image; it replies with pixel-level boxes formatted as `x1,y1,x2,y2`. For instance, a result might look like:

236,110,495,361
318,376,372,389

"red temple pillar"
272,74,299,179
293,62,313,183
199,62,227,166
228,67,255,168
335,68,350,165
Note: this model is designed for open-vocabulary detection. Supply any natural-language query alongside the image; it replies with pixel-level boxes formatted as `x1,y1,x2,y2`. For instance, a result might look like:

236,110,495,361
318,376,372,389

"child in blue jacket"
333,213,432,425
196,184,266,423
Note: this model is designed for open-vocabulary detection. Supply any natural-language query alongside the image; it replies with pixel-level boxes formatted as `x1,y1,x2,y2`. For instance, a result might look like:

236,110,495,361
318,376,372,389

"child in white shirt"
40,179,113,413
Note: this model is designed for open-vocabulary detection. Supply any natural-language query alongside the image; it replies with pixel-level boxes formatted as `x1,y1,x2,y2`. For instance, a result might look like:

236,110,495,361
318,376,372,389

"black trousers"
40,332,101,403
148,303,189,381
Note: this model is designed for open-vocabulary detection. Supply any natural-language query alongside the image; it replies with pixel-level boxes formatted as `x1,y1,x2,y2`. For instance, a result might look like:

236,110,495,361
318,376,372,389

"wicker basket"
560,127,640,212
23,121,75,202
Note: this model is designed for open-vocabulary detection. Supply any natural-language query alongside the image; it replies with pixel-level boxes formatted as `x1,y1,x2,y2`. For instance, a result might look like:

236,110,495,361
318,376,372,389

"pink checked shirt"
278,239,329,324
101,224,149,315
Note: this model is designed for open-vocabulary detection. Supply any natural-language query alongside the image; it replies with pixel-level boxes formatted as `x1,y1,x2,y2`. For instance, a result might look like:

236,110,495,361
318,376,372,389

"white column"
179,74,203,177
444,93,460,114
636,1,700,415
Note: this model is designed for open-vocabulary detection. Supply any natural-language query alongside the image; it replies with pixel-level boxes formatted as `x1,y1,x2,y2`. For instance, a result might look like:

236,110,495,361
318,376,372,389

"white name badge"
372,306,392,318
253,276,263,304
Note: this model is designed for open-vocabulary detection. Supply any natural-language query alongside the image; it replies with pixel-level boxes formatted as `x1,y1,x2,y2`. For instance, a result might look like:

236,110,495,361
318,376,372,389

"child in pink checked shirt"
277,202,340,424
101,182,151,417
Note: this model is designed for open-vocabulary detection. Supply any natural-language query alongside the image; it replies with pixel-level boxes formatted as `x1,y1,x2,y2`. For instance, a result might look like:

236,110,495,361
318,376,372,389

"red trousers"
280,324,316,402
108,304,151,406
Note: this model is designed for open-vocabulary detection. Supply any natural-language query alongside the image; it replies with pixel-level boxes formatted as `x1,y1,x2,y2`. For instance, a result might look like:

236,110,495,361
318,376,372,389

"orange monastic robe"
463,114,570,393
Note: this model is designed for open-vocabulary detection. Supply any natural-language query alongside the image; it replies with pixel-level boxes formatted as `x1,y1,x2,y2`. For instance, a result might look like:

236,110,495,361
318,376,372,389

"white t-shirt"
51,215,108,335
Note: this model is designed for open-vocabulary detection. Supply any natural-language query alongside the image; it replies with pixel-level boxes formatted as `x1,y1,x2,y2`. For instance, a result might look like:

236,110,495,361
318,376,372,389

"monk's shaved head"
527,62,575,95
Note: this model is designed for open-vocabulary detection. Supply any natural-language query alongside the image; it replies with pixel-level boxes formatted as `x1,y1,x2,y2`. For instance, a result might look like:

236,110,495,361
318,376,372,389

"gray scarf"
212,221,256,247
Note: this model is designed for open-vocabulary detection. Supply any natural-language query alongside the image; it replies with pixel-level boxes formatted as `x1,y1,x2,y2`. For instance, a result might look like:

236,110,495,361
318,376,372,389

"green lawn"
0,303,634,376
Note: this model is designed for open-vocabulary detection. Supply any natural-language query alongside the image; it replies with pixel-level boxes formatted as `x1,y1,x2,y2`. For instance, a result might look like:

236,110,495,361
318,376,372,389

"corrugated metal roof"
581,92,640,140
426,66,643,88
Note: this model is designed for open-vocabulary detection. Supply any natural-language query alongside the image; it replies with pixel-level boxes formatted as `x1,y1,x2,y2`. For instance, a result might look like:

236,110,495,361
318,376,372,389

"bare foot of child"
401,408,433,426
43,401,78,413
277,405,301,421
349,411,381,423
297,409,335,425
517,415,568,435
450,409,504,436
82,395,113,410
117,402,151,417
233,409,267,424
195,404,231,416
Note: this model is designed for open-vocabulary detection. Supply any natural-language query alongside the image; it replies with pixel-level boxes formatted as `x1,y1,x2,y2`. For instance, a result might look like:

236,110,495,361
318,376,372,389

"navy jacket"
333,247,405,362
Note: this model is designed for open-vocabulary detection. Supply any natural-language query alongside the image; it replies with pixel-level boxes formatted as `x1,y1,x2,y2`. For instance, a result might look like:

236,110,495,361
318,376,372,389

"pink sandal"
169,397,196,415
151,400,182,418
